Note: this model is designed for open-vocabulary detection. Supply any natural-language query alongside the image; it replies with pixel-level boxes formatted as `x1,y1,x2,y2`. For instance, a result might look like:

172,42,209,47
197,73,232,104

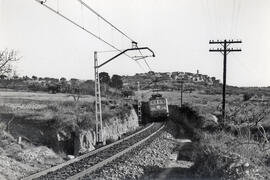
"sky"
0,0,270,87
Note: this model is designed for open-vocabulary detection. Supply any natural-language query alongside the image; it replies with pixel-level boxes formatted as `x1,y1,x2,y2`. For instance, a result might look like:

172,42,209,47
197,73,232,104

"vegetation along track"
23,122,164,180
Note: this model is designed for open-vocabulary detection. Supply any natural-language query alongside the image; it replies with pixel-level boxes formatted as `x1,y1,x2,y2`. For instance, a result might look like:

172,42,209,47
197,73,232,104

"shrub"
243,93,253,101
121,90,134,97
105,137,116,145
28,82,42,92
46,104,60,112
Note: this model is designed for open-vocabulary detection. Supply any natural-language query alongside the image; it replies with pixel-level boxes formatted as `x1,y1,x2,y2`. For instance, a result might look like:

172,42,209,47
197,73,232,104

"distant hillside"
122,70,221,91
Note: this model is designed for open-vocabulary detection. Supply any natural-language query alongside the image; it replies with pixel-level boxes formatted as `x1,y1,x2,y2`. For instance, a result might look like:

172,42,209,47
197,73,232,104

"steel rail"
67,123,165,180
22,123,154,180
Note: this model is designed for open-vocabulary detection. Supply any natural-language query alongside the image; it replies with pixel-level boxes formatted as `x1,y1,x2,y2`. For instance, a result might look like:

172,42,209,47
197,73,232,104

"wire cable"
57,0,59,13
77,0,135,43
135,44,152,71
78,0,152,72
35,0,151,73
79,0,152,74
230,0,236,37
34,0,137,60
234,0,242,36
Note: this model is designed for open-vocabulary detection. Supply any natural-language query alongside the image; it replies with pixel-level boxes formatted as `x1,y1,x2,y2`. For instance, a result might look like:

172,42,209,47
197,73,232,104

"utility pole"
179,80,184,107
209,39,242,122
94,51,103,145
137,82,142,123
94,46,155,145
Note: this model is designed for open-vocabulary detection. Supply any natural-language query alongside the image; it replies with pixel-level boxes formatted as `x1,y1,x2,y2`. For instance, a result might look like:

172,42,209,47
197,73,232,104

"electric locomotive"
147,93,169,121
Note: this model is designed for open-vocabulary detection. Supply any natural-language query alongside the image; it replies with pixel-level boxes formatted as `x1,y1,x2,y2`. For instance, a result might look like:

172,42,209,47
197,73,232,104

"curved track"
22,122,164,180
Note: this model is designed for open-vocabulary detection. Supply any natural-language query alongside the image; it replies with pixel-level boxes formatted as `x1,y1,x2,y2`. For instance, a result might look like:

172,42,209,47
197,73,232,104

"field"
0,90,96,143
0,89,133,144
0,89,135,179
0,90,95,103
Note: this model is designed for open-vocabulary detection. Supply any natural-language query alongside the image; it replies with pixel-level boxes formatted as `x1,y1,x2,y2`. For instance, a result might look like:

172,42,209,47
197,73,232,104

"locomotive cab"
147,93,169,121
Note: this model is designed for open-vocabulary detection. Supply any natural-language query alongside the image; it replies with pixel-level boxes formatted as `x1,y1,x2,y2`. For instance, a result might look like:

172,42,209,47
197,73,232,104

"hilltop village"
122,70,220,90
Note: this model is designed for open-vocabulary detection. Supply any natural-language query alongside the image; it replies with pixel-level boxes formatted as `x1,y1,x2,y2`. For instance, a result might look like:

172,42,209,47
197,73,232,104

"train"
145,93,169,121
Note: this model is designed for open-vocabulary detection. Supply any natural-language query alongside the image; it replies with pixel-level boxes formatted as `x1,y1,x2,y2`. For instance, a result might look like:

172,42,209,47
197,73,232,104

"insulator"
40,0,47,4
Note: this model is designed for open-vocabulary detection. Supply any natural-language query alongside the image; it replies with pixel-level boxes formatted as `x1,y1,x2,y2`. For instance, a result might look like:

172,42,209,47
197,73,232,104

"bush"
243,93,253,101
121,90,134,97
190,132,236,178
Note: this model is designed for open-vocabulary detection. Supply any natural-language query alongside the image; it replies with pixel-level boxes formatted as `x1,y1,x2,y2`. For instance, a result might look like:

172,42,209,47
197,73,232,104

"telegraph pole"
137,82,142,123
179,80,184,107
94,51,103,145
209,39,242,122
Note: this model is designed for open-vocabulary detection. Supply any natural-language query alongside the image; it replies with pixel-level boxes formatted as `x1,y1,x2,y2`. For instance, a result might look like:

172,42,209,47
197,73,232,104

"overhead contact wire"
36,0,151,73
77,0,135,43
78,0,152,72
34,0,136,60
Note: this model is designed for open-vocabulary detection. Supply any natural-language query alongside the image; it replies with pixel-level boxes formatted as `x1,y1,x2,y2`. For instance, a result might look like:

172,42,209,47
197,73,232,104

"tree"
99,72,110,84
80,80,95,95
243,93,253,101
32,75,37,80
47,84,60,94
121,90,134,97
0,74,7,79
13,75,19,80
28,82,42,92
0,49,20,75
22,76,30,81
60,77,66,82
110,74,123,89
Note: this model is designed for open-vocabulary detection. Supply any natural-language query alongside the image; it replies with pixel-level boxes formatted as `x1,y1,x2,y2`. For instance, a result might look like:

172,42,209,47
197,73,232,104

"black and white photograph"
1,0,270,179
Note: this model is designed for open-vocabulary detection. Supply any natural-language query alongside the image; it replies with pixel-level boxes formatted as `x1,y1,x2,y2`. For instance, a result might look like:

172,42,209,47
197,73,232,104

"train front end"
148,94,169,121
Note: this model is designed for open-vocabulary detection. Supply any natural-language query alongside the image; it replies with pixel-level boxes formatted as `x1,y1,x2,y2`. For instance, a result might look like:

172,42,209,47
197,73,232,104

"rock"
74,129,95,155
169,153,178,160
210,114,219,124
0,155,38,180
243,162,249,168
67,155,75,160
103,109,139,142
16,146,63,166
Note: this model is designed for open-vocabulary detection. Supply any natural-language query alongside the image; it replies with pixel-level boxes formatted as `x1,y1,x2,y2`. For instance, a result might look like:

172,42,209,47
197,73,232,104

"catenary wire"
77,0,152,72
34,0,139,61
77,0,135,42
35,0,152,73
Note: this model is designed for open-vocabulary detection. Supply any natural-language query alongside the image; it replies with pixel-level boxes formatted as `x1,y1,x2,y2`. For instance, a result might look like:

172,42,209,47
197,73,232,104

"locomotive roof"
149,93,165,100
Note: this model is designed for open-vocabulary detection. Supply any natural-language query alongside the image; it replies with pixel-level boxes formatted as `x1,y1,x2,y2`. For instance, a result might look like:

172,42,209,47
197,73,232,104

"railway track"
23,122,164,180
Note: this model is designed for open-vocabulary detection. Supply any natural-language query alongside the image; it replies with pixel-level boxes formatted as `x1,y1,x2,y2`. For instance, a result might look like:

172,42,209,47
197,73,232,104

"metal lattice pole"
94,47,155,145
94,51,103,145
137,82,142,123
